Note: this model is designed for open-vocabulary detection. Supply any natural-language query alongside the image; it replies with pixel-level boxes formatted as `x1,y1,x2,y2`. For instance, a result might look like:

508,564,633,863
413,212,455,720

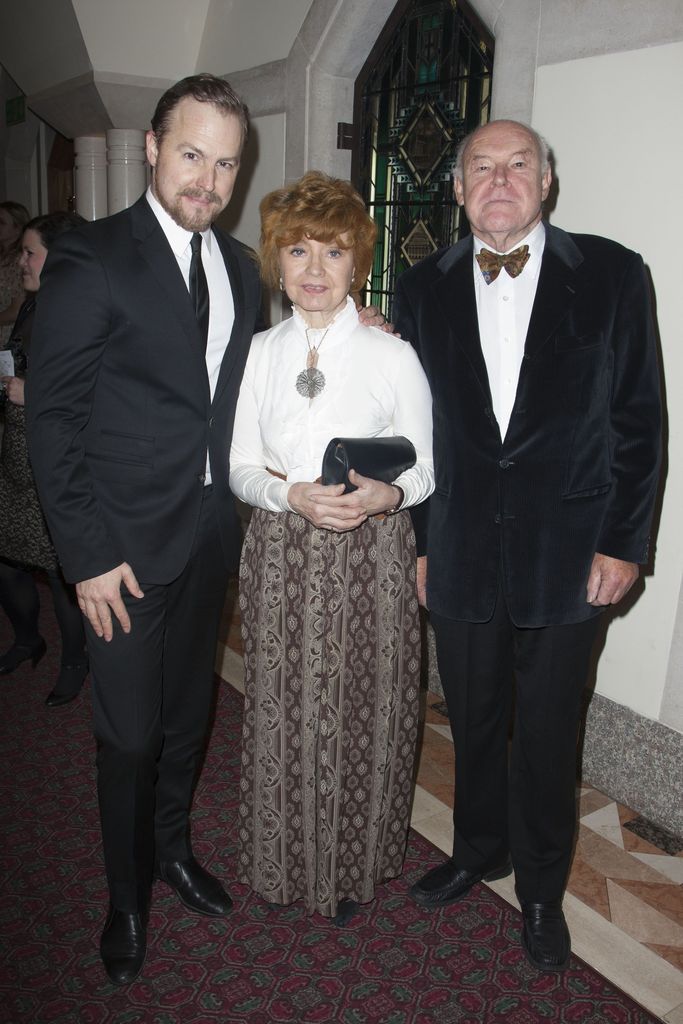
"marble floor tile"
425,722,454,741
581,800,625,847
646,944,683,972
215,641,245,694
577,825,678,883
560,892,683,1018
634,853,683,884
565,850,611,920
411,784,450,825
663,1000,683,1024
607,878,683,946
411,810,454,856
578,787,615,817
615,878,683,926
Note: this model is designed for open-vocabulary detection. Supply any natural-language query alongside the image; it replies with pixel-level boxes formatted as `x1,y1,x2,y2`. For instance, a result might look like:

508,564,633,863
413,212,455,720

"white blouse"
229,297,434,512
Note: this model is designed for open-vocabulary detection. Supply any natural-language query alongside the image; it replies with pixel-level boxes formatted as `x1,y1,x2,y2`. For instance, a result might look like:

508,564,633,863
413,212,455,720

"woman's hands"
287,471,402,532
346,470,402,516
287,480,367,531
0,376,24,405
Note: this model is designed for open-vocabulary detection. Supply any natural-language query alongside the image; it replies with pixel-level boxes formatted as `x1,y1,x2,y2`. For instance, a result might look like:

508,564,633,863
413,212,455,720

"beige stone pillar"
106,129,147,214
74,135,108,221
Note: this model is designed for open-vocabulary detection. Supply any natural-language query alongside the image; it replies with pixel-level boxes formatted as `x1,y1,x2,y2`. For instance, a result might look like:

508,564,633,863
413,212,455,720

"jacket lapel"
211,231,249,407
432,236,493,406
523,223,583,360
130,197,210,391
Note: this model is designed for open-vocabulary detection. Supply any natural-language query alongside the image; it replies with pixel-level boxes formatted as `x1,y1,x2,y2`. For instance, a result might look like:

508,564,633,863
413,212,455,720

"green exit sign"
6,96,25,126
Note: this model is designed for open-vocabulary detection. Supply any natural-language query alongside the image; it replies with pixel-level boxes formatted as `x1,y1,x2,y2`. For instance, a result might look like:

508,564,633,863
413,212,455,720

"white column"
106,129,147,214
74,135,108,221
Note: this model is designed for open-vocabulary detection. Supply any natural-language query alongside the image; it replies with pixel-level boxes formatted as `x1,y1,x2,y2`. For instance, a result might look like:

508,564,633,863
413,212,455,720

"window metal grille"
353,0,494,317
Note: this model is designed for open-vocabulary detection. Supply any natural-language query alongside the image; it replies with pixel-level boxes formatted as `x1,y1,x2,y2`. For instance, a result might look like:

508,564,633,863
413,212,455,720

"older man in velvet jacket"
393,120,661,971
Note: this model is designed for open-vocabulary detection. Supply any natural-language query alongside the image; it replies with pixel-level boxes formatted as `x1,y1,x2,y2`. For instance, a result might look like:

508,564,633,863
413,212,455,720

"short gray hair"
453,120,550,181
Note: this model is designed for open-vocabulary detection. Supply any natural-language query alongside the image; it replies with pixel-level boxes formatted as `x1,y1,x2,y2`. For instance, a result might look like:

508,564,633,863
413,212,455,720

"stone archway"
280,0,540,182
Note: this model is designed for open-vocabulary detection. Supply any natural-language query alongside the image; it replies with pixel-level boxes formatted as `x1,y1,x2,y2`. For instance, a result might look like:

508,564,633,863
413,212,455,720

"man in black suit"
393,120,661,970
27,75,261,985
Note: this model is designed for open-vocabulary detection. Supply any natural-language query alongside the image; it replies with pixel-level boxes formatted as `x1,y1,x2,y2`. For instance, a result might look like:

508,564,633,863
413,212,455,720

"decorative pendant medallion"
295,366,326,398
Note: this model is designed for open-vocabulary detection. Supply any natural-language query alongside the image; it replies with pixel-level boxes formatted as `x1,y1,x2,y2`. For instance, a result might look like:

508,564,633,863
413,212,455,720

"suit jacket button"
198,473,206,484
208,417,214,428
494,513,502,524
499,458,511,469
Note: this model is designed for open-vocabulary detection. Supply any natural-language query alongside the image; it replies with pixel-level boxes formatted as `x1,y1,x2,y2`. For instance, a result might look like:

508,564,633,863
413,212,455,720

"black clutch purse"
321,436,416,493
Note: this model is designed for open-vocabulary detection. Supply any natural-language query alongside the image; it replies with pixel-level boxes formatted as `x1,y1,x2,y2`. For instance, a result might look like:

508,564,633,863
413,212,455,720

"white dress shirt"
146,187,235,483
230,297,435,512
473,220,545,440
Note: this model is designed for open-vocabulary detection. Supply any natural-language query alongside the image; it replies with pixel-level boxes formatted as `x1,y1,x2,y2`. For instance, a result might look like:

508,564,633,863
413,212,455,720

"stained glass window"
353,0,494,316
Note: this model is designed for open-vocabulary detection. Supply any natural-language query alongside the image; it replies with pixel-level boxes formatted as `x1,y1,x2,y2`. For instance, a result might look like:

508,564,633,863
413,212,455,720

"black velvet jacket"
394,222,661,627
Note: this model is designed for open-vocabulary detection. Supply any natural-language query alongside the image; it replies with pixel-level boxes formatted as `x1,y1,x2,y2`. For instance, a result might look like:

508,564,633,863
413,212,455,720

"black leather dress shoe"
45,661,89,707
157,857,232,916
521,900,570,971
0,637,47,675
410,856,512,908
100,905,147,986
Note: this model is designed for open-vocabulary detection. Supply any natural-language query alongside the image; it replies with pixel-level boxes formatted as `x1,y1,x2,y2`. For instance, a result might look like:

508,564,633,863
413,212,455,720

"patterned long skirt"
237,508,421,918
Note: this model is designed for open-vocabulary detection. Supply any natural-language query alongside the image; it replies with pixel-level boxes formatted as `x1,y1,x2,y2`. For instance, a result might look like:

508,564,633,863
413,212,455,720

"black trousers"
87,487,230,912
430,591,600,903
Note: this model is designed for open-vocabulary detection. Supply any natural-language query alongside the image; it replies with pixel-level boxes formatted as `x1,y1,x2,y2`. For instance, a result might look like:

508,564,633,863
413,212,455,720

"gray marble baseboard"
420,617,683,839
580,692,683,839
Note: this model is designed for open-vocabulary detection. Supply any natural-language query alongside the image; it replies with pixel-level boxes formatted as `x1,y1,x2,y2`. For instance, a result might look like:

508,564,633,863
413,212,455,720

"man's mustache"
179,189,222,205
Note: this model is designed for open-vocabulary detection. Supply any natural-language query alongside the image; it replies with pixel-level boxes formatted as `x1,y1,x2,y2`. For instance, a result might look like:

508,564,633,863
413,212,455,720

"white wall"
216,111,287,326
533,41,683,725
71,0,210,80
198,0,311,75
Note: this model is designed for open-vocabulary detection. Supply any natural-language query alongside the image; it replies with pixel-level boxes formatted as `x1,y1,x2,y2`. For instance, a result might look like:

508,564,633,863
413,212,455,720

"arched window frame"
353,0,494,316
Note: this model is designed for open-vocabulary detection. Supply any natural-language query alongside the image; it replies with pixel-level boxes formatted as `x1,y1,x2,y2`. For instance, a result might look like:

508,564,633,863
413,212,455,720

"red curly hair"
259,171,377,289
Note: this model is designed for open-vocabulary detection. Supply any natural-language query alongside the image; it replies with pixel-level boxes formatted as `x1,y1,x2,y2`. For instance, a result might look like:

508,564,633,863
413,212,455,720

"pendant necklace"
295,324,330,398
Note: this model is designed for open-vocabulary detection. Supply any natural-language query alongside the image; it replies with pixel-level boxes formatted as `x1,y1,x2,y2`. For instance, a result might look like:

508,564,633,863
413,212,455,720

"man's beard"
157,187,222,232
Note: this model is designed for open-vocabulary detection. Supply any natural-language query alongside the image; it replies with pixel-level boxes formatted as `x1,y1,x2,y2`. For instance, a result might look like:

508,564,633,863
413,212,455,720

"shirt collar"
145,186,214,258
472,219,545,258
472,220,545,285
290,294,358,339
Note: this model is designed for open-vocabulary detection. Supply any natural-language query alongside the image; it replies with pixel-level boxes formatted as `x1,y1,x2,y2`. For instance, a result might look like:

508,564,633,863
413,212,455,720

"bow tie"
475,244,530,284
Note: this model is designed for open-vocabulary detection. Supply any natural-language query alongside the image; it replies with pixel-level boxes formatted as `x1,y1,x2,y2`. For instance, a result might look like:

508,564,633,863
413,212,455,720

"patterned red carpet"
0,595,659,1023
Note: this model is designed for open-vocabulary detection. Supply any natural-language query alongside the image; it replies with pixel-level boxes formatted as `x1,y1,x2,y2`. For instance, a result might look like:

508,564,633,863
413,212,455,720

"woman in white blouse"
230,171,434,926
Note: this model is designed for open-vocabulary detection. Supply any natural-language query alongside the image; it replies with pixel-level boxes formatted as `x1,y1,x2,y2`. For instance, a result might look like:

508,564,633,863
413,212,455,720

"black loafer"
157,857,232,916
521,900,570,971
100,905,147,986
409,856,512,908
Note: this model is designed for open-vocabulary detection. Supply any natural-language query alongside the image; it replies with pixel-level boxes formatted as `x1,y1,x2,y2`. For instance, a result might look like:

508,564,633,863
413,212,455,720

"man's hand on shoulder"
357,305,399,336
76,563,144,641
586,553,639,607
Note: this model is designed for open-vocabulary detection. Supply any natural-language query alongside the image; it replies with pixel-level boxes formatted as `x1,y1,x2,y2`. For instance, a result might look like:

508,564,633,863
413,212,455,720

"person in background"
0,200,29,348
0,212,88,707
393,120,661,971
230,171,434,926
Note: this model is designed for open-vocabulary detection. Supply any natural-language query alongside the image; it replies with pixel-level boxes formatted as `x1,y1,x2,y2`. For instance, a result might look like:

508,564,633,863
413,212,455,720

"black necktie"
189,232,210,352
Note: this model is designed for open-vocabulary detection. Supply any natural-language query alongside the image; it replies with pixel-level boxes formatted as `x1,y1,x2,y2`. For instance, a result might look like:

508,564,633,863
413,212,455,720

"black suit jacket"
394,223,661,627
27,195,261,585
